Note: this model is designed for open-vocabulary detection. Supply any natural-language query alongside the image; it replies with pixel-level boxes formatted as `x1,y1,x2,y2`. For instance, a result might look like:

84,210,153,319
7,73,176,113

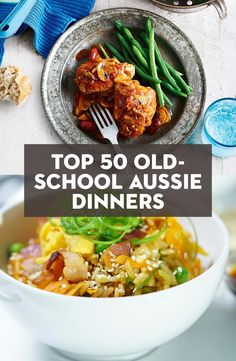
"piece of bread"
0,66,32,105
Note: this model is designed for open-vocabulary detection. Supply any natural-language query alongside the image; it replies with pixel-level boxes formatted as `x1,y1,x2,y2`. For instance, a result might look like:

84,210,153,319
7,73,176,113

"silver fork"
89,104,119,144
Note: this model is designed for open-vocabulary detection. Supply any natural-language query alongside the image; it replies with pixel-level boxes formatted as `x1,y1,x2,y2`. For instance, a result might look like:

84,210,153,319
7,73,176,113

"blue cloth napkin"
0,0,95,64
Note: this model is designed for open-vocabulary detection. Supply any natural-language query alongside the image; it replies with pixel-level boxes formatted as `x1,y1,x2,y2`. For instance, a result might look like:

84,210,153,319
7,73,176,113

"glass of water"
202,98,236,158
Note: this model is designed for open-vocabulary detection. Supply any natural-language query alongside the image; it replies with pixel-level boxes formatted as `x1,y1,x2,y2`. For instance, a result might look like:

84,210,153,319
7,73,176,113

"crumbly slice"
0,66,32,105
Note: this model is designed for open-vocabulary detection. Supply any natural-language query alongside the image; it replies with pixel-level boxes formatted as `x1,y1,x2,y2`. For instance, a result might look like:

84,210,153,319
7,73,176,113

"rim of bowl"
0,203,229,303
203,97,236,148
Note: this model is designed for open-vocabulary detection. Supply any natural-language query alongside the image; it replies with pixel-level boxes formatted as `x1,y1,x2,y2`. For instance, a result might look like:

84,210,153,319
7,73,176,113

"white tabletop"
0,281,235,361
0,0,236,174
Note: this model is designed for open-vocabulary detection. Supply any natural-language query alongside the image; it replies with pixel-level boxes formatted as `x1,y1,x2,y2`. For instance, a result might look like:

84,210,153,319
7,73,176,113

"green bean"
115,20,147,59
98,44,110,59
122,27,147,58
121,44,131,61
149,27,165,107
114,19,124,33
171,72,193,94
143,47,160,72
141,33,171,74
105,42,126,62
161,81,188,98
132,45,150,71
154,48,180,90
153,48,191,91
116,32,137,63
141,32,191,94
120,44,160,84
146,25,181,92
164,62,183,77
115,19,187,103
114,19,190,101
146,17,152,36
116,32,161,84
163,91,173,108
133,65,161,84
144,25,178,85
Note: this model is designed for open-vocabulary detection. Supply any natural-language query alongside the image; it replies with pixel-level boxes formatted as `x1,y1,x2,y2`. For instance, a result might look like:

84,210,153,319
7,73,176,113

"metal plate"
41,7,206,145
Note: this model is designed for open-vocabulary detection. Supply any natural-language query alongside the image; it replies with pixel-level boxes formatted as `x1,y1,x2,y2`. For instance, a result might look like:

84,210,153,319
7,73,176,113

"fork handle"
109,137,119,145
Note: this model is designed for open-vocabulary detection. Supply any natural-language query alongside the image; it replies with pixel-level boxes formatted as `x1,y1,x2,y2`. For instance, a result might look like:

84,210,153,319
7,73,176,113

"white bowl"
0,202,228,361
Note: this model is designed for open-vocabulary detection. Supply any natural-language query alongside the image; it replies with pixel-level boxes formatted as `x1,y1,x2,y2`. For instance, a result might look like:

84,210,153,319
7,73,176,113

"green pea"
173,267,189,284
95,243,109,254
8,242,24,255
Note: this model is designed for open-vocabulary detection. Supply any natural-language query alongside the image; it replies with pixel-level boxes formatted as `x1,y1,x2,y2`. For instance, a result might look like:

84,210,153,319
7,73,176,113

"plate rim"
41,7,207,145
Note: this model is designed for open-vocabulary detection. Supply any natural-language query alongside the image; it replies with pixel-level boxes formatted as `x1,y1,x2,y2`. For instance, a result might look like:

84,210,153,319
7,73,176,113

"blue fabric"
0,0,95,64
0,38,4,62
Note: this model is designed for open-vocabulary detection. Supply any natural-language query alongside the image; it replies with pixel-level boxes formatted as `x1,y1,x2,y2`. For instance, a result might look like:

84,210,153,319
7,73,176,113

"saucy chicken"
74,45,160,138
114,80,157,137
76,58,135,94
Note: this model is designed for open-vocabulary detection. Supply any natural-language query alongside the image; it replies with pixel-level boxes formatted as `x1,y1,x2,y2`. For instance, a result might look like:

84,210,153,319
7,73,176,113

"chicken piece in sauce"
114,80,157,137
76,58,135,94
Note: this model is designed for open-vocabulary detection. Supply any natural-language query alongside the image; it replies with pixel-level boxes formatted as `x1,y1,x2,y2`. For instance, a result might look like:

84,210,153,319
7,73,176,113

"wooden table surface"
0,0,235,174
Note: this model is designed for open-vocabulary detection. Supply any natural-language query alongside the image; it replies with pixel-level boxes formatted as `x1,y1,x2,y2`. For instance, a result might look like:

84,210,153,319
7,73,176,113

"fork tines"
90,104,115,129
